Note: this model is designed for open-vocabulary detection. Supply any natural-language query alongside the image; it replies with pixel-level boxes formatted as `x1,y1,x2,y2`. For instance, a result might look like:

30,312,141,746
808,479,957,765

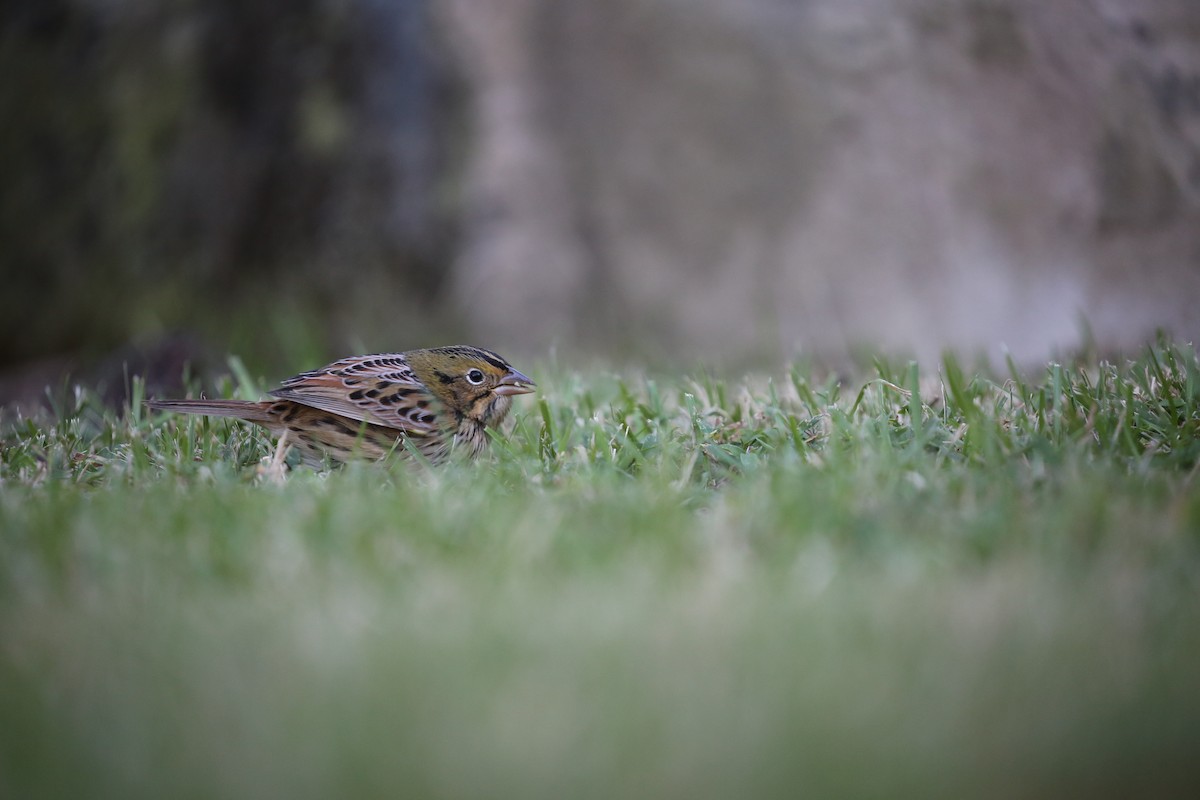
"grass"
2,338,1199,798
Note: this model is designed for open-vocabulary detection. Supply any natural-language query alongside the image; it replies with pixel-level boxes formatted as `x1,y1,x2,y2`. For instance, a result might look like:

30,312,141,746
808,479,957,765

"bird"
146,345,535,468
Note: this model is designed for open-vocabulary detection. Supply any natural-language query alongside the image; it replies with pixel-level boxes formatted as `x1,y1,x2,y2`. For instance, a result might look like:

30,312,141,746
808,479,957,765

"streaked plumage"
146,345,535,467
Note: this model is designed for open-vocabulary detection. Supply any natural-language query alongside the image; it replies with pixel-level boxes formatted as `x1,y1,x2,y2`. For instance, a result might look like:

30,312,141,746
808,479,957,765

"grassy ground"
2,340,1199,798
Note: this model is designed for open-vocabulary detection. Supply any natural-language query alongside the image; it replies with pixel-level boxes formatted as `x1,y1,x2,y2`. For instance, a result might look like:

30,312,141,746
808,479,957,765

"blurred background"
2,0,1199,405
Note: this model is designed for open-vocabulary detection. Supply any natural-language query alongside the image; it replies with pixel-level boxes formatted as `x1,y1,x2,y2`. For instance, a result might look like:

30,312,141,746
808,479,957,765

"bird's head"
405,345,535,427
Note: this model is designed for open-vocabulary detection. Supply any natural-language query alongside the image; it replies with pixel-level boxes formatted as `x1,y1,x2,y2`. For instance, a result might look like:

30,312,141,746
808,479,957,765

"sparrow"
146,345,535,467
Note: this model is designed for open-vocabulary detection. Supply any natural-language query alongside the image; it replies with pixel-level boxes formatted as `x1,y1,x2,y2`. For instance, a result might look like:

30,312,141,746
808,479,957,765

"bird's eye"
465,368,486,385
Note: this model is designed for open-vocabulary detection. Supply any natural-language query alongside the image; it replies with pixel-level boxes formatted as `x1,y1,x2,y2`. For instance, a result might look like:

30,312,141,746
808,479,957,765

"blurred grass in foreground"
1,339,1199,798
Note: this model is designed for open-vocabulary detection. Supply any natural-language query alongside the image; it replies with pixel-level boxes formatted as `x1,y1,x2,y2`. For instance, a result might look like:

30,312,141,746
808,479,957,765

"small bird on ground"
146,345,535,468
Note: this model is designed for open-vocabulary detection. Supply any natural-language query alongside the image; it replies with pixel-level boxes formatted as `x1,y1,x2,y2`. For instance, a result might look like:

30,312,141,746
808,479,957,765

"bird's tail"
145,398,275,424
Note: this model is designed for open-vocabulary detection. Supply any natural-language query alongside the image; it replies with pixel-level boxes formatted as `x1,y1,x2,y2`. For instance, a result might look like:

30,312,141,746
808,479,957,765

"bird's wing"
268,353,445,435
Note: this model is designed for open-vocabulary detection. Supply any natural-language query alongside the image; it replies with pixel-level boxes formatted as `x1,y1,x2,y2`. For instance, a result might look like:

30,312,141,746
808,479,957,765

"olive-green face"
406,346,535,425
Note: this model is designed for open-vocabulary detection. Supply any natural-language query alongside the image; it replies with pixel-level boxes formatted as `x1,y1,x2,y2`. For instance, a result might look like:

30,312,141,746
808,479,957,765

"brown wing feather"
267,353,444,434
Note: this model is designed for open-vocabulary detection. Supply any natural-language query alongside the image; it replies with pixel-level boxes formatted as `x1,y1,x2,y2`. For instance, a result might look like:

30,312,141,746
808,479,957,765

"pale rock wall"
440,0,1200,362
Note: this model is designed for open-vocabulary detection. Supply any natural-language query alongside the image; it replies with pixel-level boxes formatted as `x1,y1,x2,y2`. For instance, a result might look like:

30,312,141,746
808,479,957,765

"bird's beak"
494,369,536,396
